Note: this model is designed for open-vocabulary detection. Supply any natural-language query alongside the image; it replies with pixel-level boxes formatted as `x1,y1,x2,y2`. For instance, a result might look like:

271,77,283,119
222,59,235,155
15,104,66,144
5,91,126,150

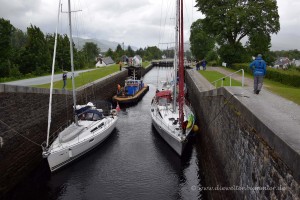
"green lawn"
216,67,300,105
264,79,300,105
199,70,242,87
143,61,151,68
35,64,119,90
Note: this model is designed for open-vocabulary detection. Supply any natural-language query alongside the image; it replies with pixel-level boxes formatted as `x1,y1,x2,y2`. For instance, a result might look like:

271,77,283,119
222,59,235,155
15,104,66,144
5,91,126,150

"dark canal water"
8,67,203,200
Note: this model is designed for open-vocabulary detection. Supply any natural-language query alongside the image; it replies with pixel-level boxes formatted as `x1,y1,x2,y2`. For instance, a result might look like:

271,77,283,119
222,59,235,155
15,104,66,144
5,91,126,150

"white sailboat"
42,0,118,172
150,0,195,156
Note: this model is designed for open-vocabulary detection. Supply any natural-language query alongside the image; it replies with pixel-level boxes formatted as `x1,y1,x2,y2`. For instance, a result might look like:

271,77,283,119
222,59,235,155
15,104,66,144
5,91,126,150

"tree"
135,48,145,58
81,42,100,63
162,48,174,59
126,45,135,57
246,31,271,58
189,19,215,61
114,44,124,61
144,46,162,61
105,48,114,58
0,18,13,77
19,25,51,75
195,0,280,64
185,50,192,61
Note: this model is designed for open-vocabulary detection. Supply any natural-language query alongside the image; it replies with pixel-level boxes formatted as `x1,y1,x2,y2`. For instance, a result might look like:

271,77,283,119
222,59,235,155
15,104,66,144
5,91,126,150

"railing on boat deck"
210,69,244,89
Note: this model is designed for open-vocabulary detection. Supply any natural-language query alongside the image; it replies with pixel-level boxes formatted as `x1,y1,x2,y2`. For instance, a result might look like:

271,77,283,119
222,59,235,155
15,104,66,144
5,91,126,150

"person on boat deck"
62,71,67,89
117,84,121,96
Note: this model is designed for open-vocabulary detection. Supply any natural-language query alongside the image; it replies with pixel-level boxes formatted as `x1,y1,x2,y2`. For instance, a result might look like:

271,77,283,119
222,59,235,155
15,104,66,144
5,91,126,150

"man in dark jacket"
249,54,267,94
62,71,67,90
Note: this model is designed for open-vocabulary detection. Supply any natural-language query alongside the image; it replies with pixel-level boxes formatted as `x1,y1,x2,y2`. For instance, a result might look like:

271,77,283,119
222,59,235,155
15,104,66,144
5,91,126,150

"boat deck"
113,84,149,104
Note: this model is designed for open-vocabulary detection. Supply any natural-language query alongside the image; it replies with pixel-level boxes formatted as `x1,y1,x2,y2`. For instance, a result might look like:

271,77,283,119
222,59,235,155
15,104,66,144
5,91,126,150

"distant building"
133,55,142,66
96,56,115,67
121,55,129,63
273,57,291,69
128,55,142,67
292,59,300,67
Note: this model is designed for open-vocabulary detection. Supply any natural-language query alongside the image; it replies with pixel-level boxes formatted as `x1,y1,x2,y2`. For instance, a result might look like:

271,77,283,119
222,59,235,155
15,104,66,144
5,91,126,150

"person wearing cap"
249,54,267,94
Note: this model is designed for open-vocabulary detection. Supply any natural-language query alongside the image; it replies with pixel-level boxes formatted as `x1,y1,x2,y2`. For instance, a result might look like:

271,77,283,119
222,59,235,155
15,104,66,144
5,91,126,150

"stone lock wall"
0,70,128,196
186,70,300,199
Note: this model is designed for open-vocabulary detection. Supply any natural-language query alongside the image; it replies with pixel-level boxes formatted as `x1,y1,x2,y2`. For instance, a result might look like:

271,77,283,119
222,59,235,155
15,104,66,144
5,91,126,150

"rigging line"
0,119,40,147
162,0,172,46
205,93,235,130
184,0,191,31
158,0,164,46
191,0,193,23
65,91,69,122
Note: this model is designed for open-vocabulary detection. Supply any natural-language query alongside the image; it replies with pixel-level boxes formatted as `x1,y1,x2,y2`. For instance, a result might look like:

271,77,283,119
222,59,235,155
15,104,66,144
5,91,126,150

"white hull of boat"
151,117,188,156
47,116,118,172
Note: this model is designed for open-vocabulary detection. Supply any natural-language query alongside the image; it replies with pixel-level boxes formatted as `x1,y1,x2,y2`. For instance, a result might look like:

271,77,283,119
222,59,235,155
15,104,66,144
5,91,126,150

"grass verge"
198,70,242,87
34,64,119,90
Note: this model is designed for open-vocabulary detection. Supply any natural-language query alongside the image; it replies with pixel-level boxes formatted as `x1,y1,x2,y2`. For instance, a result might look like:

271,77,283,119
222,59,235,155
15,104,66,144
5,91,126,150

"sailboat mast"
46,0,61,147
173,0,179,112
178,0,184,127
68,0,78,125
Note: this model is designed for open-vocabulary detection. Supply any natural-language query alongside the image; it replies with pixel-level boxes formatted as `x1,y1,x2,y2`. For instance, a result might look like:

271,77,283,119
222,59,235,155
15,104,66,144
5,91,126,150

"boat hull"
112,85,149,104
151,116,188,156
47,117,118,172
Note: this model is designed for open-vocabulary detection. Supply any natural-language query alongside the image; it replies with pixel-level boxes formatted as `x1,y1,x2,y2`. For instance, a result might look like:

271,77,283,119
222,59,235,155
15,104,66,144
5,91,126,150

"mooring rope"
0,119,41,147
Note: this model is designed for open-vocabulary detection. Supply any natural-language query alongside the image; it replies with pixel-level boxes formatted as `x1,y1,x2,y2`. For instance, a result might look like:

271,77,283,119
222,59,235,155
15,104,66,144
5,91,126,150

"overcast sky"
0,0,299,50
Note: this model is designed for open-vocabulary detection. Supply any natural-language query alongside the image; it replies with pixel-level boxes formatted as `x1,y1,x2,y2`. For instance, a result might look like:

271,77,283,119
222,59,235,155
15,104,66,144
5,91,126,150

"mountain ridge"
73,37,138,52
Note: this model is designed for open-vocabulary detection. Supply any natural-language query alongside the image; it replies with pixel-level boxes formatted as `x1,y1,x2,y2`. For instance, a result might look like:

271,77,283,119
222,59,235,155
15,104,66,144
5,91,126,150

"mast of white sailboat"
46,0,61,147
173,0,179,112
178,0,184,128
67,0,78,125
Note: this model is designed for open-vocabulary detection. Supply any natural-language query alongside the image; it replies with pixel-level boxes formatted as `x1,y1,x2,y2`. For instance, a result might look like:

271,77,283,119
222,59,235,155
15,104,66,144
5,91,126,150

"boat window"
93,114,101,121
85,113,93,121
158,98,168,106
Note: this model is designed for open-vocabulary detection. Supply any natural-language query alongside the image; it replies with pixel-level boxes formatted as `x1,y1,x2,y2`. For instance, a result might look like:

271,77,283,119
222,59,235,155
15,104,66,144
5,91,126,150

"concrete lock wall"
186,69,300,199
0,70,128,195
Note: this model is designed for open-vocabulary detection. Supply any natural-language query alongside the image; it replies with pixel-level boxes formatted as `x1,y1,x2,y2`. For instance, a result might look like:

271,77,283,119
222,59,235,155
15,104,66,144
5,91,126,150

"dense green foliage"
189,19,215,61
0,18,14,77
0,18,166,82
20,25,51,75
193,0,280,64
81,42,100,63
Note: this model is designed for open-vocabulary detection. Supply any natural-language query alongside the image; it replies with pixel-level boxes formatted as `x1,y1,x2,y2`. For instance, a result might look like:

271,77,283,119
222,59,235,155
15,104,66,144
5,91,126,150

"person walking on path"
196,61,200,70
201,59,207,70
249,54,267,94
62,71,67,90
